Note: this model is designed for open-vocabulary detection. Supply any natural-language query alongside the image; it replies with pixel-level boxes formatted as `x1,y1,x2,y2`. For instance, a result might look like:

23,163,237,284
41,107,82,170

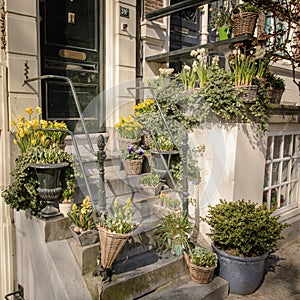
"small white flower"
190,50,198,57
212,56,219,65
184,65,191,71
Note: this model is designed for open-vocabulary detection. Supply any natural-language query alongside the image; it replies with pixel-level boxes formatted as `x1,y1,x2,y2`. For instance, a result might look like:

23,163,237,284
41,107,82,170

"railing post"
97,134,106,213
182,131,189,217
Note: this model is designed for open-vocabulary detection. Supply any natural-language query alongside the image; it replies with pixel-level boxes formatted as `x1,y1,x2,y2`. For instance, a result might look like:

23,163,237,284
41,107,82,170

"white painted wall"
188,124,267,243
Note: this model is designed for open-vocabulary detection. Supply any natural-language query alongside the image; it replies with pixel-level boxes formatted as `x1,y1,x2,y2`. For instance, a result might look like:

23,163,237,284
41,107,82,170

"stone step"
85,251,187,300
140,275,229,300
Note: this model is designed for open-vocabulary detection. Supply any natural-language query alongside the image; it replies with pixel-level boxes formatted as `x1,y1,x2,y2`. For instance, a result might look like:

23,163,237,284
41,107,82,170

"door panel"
40,0,102,132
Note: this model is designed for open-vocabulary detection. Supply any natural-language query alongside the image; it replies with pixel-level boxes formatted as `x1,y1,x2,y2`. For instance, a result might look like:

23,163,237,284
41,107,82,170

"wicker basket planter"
123,159,143,175
98,226,131,269
184,251,217,284
232,10,258,37
118,136,141,150
235,85,258,103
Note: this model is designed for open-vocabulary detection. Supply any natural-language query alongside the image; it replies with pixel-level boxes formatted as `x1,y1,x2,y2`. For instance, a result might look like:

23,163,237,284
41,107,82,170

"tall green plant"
230,52,257,86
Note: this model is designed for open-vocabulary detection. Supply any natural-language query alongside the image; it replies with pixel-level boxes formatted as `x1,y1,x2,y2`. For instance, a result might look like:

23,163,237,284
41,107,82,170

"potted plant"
231,2,259,37
138,173,163,196
68,196,99,246
229,49,258,103
2,107,71,216
114,114,143,149
59,165,76,216
210,6,232,40
184,246,217,284
203,199,288,295
267,72,286,104
150,134,179,181
154,211,192,256
154,191,182,215
97,198,135,281
122,144,145,175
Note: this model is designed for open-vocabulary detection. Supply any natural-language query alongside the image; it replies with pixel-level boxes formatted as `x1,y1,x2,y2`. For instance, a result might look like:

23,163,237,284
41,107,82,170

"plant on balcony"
231,2,259,37
210,6,232,40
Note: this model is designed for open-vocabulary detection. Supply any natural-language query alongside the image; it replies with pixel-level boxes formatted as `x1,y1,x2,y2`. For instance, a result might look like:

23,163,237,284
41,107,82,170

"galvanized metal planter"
212,243,268,295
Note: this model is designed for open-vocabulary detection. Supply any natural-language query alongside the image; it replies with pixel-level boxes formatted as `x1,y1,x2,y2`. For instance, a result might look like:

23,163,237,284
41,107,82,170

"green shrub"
203,199,288,257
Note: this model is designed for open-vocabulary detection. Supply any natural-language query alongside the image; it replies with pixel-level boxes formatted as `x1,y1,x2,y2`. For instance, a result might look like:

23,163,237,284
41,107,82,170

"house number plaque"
120,6,129,18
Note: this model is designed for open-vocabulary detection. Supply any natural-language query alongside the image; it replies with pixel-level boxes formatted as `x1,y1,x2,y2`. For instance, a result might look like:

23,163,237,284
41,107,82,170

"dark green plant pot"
150,150,179,182
30,162,69,217
218,26,231,40
212,244,268,295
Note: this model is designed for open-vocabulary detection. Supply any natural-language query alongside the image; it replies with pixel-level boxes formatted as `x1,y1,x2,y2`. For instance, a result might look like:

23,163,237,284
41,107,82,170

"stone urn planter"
30,162,69,218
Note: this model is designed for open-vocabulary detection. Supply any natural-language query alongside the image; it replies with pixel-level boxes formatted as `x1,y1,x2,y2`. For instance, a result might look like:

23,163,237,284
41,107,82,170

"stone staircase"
60,133,229,299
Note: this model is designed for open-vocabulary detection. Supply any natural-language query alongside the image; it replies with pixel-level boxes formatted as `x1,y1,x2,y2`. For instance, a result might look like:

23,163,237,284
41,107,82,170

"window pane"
273,136,282,159
272,162,279,185
284,135,292,156
266,136,272,160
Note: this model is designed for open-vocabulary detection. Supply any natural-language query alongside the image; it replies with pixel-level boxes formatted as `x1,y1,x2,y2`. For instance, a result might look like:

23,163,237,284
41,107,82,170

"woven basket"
184,251,217,284
98,226,131,269
235,85,258,103
118,136,141,150
123,159,143,175
232,10,258,36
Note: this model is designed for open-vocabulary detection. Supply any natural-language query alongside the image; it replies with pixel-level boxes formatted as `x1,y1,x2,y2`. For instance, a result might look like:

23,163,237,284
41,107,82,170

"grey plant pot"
212,243,268,295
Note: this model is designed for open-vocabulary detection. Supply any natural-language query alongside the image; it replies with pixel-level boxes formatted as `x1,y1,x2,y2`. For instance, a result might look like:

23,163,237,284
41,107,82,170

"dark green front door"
40,0,104,132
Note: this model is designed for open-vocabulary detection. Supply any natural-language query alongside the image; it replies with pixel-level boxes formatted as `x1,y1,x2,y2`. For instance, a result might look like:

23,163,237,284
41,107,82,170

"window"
263,132,300,211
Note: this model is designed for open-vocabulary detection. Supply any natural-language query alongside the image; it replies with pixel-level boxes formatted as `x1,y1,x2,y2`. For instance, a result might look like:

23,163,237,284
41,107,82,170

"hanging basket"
232,9,258,37
184,251,217,284
98,226,131,269
123,159,143,175
235,85,258,103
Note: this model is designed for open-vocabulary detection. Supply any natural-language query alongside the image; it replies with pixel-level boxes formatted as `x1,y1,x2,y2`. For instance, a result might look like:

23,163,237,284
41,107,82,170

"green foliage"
159,193,181,210
2,144,74,214
154,212,192,254
68,196,95,232
210,6,232,29
233,2,259,13
188,246,217,268
99,198,133,234
1,151,44,215
199,64,247,122
203,199,289,257
267,73,286,90
139,173,161,187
